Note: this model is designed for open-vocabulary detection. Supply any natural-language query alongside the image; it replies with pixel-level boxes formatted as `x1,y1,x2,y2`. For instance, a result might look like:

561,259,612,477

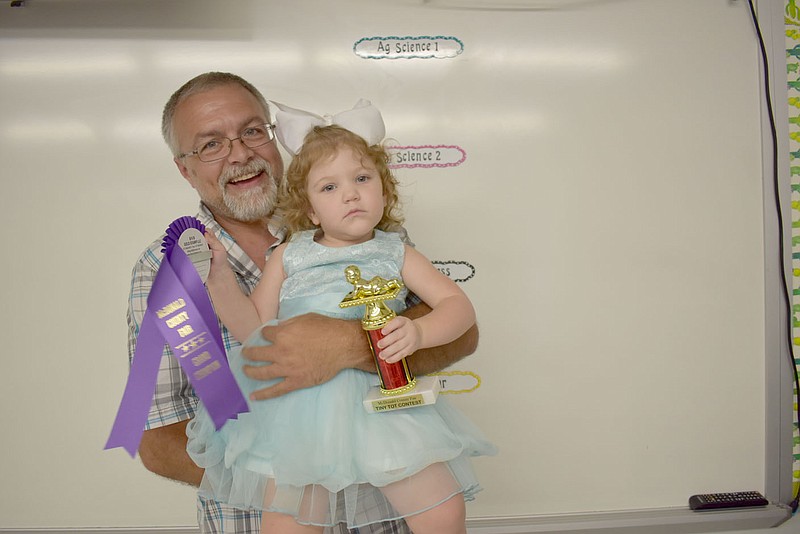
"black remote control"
689,491,768,511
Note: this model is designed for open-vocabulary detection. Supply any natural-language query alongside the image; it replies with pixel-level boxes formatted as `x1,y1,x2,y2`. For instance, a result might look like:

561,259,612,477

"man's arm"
401,302,479,376
242,302,478,400
128,246,204,486
138,421,203,486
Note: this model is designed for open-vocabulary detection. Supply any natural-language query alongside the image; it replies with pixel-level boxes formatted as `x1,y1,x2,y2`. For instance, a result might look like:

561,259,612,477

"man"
127,72,478,533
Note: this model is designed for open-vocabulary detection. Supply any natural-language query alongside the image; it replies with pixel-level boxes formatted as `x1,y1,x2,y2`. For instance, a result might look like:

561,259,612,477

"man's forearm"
402,303,479,376
337,316,378,372
138,421,203,487
243,304,478,400
339,302,478,375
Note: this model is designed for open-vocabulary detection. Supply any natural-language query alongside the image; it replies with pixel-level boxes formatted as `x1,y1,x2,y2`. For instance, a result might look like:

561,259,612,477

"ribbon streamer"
273,99,386,155
105,218,248,457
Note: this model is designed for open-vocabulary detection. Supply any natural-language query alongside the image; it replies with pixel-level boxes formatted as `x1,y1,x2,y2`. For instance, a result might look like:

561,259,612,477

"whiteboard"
0,0,793,531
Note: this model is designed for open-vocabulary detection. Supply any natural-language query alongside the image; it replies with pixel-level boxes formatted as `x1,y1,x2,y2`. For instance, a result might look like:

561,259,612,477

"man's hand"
241,313,373,400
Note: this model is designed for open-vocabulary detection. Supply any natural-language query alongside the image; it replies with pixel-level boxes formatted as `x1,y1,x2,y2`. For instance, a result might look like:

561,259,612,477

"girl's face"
305,145,386,247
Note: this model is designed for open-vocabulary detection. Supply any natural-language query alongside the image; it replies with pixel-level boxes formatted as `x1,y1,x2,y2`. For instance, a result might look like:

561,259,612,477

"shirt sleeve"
127,245,198,429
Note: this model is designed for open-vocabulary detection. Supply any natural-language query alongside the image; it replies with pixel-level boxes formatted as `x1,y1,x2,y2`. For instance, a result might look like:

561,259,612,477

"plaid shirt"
127,203,411,534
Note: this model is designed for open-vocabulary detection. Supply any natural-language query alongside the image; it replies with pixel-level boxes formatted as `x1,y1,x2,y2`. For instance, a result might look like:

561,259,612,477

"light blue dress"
186,229,496,528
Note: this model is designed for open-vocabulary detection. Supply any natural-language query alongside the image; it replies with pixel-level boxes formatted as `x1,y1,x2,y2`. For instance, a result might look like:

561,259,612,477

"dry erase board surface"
0,0,768,529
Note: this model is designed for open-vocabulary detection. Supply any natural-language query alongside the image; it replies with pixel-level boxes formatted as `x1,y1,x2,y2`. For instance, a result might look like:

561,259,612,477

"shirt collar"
197,202,286,277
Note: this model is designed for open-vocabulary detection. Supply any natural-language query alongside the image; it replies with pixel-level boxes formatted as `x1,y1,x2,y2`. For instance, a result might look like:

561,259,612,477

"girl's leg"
379,463,467,534
259,511,324,534
259,480,329,534
402,493,466,534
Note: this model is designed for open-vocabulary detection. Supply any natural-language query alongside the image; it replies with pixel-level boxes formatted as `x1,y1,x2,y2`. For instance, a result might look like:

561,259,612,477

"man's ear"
174,157,195,187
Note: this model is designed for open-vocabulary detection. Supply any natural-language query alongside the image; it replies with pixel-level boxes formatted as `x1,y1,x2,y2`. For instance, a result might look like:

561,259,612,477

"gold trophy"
340,265,440,413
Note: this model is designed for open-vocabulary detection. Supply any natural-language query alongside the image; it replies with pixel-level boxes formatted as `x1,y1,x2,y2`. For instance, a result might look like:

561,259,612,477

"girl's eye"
356,175,370,183
322,184,336,192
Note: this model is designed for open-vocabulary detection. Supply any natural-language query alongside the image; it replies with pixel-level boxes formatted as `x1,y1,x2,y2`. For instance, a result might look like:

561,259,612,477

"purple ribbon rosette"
105,216,249,457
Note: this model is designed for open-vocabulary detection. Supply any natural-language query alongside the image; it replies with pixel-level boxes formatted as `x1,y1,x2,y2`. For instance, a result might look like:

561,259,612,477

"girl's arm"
247,243,285,328
377,245,476,362
204,232,284,343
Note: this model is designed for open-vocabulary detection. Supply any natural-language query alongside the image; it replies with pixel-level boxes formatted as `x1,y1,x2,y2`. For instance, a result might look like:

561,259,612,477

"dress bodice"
277,229,409,320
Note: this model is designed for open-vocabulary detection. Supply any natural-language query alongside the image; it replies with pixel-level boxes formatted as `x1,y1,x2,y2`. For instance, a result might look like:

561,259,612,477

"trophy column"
362,304,416,394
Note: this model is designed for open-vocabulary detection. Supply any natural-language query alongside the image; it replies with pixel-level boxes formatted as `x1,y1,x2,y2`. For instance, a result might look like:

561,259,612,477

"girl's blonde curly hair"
277,125,404,239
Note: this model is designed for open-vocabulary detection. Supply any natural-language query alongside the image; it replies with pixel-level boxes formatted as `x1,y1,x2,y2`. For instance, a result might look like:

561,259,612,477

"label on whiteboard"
432,261,475,283
387,145,467,169
430,371,481,394
354,36,464,59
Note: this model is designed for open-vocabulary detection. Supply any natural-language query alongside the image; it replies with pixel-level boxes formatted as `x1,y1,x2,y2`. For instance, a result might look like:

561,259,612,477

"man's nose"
227,137,255,163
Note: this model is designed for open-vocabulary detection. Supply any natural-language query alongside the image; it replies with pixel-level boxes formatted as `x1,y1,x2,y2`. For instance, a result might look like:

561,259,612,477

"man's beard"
218,158,277,222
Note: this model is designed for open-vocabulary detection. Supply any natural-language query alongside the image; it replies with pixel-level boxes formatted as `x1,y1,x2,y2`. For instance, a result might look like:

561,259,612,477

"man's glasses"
178,123,276,163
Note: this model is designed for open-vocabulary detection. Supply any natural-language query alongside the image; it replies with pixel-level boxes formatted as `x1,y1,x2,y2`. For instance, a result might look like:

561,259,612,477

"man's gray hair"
161,72,271,157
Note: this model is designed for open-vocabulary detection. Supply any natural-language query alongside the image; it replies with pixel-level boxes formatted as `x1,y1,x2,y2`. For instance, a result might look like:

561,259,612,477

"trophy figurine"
340,265,440,413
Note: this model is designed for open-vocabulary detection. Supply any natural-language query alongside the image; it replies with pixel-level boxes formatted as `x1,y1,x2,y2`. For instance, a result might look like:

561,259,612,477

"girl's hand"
376,316,422,363
204,231,233,283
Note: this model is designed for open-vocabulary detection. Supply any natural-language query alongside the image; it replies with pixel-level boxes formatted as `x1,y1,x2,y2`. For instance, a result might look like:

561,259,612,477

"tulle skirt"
186,326,497,528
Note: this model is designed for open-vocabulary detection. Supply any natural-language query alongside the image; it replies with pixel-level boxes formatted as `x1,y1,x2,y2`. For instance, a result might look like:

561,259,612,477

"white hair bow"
272,99,386,155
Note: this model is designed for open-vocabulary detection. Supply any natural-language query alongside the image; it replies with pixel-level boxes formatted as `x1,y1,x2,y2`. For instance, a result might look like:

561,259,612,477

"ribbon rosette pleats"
105,216,248,457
